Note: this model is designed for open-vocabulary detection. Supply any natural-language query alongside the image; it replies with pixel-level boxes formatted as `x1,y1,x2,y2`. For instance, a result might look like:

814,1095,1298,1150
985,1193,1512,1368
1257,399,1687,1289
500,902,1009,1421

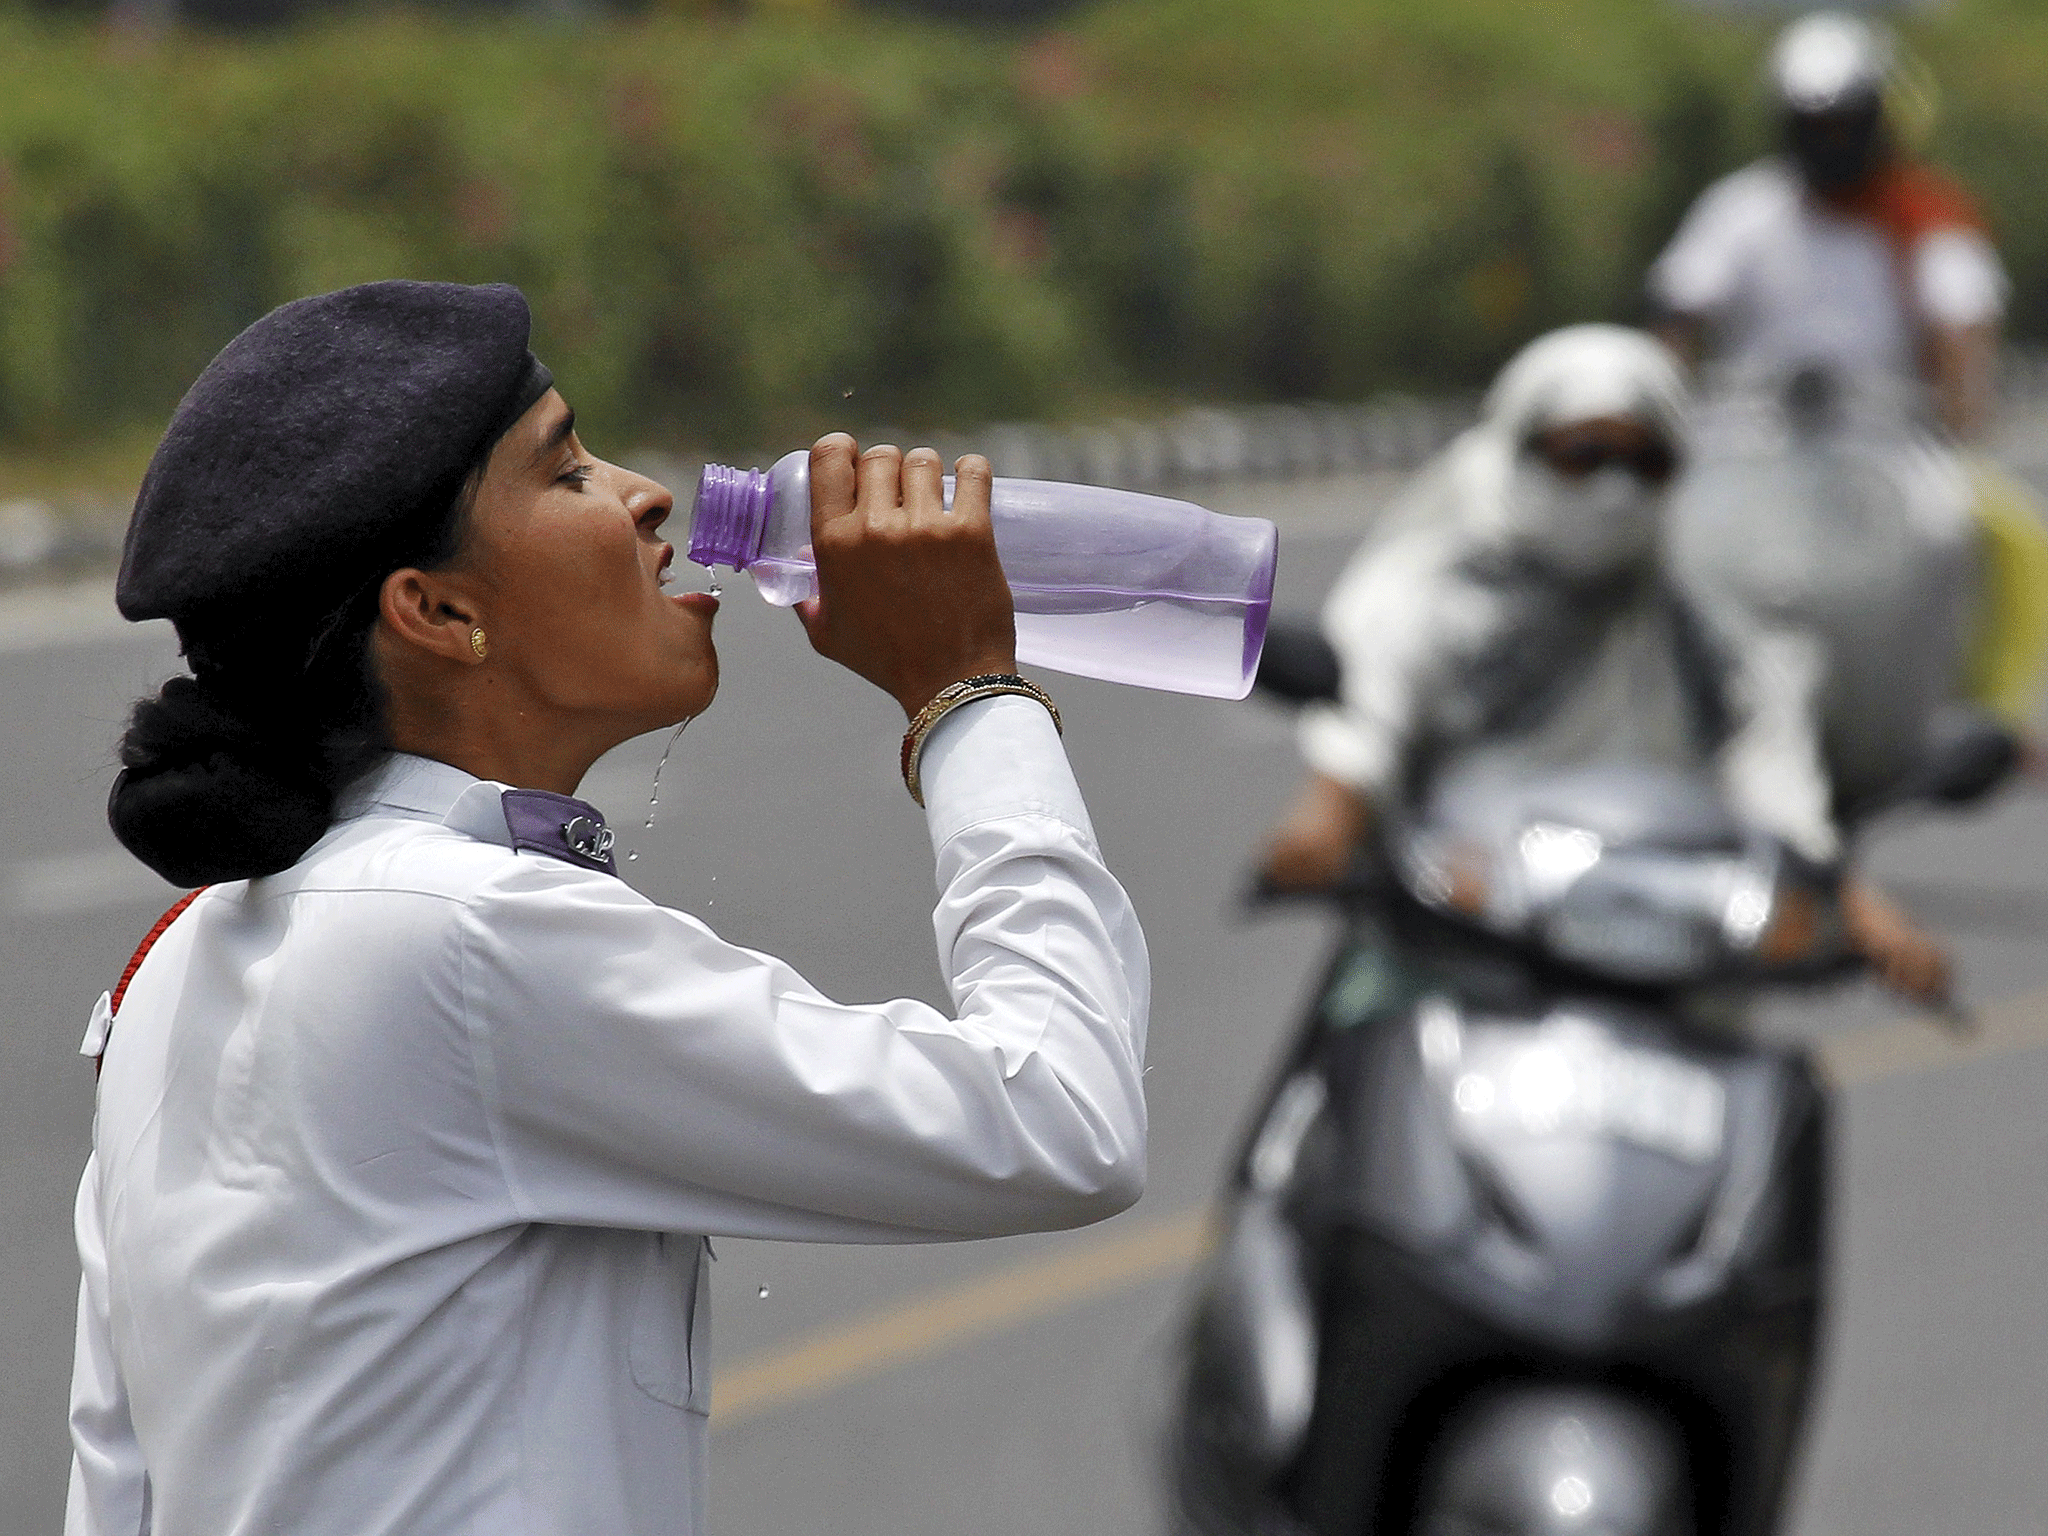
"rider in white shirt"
1650,10,2007,440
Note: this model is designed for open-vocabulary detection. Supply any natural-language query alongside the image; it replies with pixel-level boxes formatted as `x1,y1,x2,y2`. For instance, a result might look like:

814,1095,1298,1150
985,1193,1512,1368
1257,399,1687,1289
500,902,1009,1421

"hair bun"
108,675,333,887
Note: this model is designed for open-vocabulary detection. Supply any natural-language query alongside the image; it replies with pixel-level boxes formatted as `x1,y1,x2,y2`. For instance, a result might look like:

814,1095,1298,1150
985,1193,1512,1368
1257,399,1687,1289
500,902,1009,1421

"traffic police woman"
66,281,1149,1535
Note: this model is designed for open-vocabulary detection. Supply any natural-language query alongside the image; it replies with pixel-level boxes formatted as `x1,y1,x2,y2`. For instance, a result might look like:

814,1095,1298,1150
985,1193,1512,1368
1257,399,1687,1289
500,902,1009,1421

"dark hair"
109,468,481,888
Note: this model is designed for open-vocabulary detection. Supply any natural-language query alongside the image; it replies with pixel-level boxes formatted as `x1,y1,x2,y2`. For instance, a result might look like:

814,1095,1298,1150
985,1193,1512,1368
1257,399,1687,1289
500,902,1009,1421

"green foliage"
0,0,2037,454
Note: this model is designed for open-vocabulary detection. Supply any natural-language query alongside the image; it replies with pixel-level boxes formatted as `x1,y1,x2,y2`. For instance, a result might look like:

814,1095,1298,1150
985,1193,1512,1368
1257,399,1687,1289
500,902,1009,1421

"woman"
68,281,1149,1536
1261,324,1948,1001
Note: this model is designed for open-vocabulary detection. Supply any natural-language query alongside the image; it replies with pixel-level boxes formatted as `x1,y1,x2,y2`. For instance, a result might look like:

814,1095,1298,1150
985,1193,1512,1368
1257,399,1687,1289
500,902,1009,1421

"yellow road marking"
713,1208,1214,1427
712,986,2048,1428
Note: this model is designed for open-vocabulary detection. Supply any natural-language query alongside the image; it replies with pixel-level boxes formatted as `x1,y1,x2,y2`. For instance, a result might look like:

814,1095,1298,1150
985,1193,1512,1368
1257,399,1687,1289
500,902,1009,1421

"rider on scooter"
1651,10,2003,443
1260,324,1950,1003
1650,10,2048,736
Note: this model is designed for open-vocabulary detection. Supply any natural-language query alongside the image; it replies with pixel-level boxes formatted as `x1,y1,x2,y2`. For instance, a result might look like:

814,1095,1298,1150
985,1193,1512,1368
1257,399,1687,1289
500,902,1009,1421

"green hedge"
0,0,2041,455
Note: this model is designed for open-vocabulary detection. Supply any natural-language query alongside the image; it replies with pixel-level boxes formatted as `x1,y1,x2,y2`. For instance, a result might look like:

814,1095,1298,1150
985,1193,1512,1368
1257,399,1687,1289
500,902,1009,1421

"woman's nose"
627,475,676,531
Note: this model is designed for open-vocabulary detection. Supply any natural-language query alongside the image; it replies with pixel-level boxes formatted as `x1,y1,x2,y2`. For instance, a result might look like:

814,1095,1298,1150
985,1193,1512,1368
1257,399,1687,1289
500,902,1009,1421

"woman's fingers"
799,434,1016,717
901,447,945,524
855,443,907,534
813,439,970,537
808,434,860,543
951,453,993,528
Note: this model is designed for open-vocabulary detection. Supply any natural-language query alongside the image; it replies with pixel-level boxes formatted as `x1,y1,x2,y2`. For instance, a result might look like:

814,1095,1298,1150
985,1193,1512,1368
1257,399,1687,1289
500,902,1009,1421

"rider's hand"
796,435,1018,719
1260,773,1372,892
1843,877,1956,1012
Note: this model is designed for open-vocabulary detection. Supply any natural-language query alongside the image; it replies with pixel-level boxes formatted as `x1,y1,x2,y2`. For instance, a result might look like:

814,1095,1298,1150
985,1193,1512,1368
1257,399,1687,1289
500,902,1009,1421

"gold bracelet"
901,674,1063,807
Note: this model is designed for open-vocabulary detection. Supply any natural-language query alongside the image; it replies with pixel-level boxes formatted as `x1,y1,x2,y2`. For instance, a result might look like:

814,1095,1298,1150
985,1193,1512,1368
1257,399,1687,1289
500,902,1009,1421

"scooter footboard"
1412,1383,1692,1536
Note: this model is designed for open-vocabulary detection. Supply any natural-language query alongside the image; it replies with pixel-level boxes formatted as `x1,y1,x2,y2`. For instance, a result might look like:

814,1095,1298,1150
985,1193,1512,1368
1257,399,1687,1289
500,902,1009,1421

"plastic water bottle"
689,451,1278,700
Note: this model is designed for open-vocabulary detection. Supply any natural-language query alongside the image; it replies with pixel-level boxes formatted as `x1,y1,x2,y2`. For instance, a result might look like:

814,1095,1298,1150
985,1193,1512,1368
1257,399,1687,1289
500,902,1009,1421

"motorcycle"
1165,624,1862,1536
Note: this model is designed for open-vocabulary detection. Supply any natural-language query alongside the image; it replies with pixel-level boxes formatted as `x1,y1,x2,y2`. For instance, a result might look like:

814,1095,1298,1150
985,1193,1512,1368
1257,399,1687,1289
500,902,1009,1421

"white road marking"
0,578,168,655
7,846,177,917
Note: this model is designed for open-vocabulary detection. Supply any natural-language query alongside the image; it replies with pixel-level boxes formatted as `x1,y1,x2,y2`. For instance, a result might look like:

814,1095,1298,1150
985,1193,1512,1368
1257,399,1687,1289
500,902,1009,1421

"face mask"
1503,462,1661,581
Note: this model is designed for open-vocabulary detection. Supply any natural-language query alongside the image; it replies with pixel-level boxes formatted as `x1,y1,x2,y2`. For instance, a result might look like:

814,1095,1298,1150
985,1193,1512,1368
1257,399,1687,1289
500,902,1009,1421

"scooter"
1166,626,1860,1536
1665,363,2007,817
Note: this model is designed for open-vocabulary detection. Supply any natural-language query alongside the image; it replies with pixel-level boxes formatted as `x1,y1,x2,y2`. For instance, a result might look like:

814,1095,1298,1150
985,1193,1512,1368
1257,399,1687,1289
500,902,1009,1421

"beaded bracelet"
901,674,1063,807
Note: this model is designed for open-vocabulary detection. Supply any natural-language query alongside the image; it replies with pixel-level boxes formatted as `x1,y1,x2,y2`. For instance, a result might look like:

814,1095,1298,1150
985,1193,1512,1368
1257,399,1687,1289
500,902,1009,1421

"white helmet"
1769,12,1897,190
1769,11,1893,116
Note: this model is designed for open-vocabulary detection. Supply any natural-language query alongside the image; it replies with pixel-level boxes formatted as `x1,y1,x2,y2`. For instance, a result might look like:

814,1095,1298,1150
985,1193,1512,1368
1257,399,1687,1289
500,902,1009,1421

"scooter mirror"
1913,704,2020,807
1254,617,1341,705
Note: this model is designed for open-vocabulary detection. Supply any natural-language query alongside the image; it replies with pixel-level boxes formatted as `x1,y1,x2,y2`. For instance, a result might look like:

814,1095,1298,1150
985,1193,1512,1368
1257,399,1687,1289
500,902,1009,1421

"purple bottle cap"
689,462,772,570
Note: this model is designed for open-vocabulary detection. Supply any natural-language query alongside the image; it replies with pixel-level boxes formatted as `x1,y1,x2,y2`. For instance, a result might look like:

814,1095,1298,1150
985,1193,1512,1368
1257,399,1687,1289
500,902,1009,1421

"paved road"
7,474,2048,1536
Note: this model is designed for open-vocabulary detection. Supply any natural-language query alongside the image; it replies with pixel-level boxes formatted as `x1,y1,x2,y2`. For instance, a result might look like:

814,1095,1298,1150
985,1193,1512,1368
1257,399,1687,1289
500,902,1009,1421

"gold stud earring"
469,627,489,660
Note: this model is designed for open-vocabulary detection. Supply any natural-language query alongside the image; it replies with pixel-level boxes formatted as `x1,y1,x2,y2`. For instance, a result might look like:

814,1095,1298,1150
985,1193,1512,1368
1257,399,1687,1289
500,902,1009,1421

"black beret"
117,280,553,627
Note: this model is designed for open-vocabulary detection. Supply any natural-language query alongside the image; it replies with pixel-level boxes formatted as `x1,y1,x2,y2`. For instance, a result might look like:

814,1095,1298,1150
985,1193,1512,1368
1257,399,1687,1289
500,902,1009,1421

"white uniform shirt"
1649,159,2008,380
67,696,1149,1536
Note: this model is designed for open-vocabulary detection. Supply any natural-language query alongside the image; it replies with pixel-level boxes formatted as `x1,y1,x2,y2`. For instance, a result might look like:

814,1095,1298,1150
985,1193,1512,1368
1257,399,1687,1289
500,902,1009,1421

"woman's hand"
796,435,1018,719
1260,772,1372,892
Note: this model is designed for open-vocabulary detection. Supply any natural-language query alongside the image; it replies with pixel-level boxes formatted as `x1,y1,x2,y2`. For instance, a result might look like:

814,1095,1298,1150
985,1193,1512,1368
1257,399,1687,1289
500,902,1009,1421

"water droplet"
756,1284,770,1299
707,571,723,598
626,850,639,862
839,386,855,399
644,717,692,832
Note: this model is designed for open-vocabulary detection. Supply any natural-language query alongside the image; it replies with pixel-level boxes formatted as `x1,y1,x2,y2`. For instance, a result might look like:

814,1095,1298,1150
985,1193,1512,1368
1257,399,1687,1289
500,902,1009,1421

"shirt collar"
334,752,616,873
339,753,480,820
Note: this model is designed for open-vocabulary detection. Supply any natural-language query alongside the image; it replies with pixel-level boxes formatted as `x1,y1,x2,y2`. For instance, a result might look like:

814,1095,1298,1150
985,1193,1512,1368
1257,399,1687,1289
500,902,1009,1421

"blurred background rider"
1650,9,2003,443
1650,9,2048,746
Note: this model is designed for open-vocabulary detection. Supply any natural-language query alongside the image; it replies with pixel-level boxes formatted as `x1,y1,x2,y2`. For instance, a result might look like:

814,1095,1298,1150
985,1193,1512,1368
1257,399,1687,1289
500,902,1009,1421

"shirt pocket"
629,1232,711,1416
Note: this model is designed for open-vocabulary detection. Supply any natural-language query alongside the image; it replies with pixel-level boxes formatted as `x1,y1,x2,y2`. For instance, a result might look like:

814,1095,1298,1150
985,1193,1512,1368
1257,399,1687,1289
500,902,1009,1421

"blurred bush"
0,0,2037,455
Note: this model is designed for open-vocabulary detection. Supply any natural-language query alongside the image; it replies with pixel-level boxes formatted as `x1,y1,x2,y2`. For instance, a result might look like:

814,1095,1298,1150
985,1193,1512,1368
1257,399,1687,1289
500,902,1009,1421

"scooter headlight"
1540,857,1724,983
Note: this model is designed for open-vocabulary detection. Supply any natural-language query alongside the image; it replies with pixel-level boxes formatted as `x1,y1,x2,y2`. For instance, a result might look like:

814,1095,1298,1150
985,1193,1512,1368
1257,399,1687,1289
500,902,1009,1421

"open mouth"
658,544,718,611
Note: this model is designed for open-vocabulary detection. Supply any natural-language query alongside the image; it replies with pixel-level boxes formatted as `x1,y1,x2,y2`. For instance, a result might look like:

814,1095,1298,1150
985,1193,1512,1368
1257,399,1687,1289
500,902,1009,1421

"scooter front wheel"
1411,1383,1693,1536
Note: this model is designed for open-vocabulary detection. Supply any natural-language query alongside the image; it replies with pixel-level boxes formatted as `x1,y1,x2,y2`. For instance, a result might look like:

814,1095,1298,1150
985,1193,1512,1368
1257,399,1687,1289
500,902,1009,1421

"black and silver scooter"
1166,627,1863,1536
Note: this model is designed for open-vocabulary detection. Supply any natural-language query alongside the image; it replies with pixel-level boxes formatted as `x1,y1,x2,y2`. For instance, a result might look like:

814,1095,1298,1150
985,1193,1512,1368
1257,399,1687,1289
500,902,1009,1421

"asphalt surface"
7,471,2048,1536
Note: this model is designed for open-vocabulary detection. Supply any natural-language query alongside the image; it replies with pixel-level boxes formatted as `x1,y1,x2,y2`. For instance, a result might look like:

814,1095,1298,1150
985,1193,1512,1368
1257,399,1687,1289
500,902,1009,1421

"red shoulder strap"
1838,161,1987,251
111,888,208,1014
97,887,208,1077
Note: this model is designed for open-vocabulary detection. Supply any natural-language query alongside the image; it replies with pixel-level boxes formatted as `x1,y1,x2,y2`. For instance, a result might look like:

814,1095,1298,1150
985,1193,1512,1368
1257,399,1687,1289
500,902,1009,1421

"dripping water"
756,1284,770,1300
626,717,693,862
645,717,692,832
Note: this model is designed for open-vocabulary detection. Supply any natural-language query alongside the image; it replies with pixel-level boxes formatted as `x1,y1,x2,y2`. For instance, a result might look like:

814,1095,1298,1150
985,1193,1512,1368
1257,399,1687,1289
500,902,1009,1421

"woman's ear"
378,567,481,664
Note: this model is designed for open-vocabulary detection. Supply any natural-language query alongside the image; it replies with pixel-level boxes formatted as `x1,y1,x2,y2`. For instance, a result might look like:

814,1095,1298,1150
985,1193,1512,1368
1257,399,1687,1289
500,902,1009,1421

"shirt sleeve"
66,1153,151,1536
1712,622,1842,866
1647,170,1760,322
457,695,1150,1244
1914,228,2008,328
1299,520,1466,798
